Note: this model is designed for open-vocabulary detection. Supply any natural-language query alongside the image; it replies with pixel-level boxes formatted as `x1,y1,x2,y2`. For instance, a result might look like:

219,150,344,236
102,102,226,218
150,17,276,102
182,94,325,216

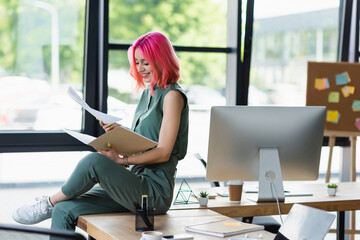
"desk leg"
349,136,357,240
337,211,345,240
326,136,336,183
350,136,357,182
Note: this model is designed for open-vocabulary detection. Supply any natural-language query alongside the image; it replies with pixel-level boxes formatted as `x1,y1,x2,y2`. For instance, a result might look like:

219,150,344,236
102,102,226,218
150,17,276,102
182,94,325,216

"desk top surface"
78,181,360,240
171,181,360,217
78,209,275,240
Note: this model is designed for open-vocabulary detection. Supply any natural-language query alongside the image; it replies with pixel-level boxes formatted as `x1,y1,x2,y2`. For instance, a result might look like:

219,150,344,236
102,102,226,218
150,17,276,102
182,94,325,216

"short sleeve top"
131,83,189,160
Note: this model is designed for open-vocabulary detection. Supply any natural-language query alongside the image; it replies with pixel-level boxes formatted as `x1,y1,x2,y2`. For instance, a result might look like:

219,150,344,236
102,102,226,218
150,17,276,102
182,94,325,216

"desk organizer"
135,208,154,231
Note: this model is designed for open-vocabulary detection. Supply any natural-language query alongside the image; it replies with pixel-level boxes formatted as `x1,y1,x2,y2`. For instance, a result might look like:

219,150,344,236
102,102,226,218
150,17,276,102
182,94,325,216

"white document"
67,87,122,124
278,204,336,240
63,129,96,145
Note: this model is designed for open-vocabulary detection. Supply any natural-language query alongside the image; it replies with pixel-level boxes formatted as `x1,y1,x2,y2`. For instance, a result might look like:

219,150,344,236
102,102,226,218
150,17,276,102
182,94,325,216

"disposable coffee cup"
140,231,163,240
228,180,244,202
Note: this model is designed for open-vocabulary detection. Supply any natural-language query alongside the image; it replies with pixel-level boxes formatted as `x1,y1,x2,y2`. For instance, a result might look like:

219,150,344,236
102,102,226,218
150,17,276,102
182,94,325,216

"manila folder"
89,127,157,156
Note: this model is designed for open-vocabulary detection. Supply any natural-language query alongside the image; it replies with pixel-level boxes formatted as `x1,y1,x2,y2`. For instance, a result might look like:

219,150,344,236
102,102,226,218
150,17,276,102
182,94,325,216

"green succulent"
199,191,209,198
327,183,338,188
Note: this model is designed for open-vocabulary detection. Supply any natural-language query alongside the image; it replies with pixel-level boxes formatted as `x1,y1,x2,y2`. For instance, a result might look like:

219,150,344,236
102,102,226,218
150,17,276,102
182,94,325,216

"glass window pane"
248,0,340,106
107,51,226,178
108,0,227,47
0,0,85,131
107,51,136,127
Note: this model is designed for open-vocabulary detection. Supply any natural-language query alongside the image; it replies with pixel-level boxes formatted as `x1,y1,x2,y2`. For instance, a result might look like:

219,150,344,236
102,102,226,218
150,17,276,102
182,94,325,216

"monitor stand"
255,147,285,202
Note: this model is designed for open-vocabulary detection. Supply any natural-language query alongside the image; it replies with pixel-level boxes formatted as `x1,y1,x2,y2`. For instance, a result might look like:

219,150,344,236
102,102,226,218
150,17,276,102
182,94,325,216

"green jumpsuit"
50,83,189,232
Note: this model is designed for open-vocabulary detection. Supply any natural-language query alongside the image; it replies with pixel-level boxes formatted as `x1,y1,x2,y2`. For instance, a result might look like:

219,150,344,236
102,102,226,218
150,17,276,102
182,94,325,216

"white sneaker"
12,196,53,225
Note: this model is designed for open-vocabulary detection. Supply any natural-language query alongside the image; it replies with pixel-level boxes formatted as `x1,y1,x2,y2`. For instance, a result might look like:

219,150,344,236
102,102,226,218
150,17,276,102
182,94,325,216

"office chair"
194,153,281,234
0,223,86,240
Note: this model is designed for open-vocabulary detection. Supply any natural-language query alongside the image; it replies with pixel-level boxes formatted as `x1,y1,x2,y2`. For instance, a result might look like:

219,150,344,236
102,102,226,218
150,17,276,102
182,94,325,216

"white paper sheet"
63,129,96,145
67,87,122,124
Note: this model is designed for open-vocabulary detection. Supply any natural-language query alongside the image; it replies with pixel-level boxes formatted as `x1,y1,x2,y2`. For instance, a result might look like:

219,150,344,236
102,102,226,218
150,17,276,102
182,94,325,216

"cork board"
306,61,360,132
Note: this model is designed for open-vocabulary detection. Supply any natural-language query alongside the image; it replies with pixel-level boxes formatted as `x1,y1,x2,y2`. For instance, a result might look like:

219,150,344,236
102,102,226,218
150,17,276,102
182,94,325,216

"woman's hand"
94,146,129,167
99,121,121,133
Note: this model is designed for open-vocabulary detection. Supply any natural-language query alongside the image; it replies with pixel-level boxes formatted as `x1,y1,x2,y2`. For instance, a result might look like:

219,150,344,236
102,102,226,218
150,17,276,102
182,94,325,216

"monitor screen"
206,106,326,202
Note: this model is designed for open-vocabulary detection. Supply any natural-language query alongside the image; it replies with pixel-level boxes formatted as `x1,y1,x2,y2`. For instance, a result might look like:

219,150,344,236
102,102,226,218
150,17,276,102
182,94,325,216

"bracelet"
123,156,129,168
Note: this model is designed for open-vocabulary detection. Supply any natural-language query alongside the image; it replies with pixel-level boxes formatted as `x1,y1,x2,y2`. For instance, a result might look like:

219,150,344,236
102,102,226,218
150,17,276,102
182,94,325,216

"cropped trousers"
50,152,172,234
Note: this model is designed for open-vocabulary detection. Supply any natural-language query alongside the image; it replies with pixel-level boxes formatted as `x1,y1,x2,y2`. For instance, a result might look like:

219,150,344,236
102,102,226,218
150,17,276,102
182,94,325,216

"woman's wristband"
122,156,129,168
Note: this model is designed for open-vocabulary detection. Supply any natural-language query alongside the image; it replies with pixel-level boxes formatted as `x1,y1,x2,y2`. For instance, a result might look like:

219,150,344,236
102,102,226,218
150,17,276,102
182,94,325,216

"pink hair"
128,32,181,95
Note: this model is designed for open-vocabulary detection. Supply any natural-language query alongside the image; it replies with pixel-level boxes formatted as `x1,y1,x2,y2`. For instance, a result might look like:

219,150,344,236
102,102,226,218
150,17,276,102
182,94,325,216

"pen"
142,195,148,210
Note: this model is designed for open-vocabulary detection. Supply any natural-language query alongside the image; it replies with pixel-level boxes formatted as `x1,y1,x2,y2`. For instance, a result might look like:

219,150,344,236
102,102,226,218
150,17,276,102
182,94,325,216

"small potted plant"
327,183,338,196
198,191,209,206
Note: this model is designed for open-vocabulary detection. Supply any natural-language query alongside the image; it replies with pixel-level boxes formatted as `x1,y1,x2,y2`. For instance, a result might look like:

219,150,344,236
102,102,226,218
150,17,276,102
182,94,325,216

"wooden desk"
77,209,275,240
77,182,360,240
172,181,360,216
171,181,360,240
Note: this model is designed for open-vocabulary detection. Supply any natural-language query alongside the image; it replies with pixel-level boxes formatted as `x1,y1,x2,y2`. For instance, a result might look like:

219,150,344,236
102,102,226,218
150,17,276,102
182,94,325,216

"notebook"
184,218,264,237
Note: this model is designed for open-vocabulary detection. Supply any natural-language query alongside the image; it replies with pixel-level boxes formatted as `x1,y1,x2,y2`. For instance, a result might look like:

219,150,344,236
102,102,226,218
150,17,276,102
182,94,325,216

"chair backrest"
275,204,336,240
193,153,220,187
0,223,86,240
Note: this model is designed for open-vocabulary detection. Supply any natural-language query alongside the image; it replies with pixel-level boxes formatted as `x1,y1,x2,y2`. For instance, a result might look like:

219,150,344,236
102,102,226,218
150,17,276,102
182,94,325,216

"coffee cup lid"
142,231,163,236
228,180,244,185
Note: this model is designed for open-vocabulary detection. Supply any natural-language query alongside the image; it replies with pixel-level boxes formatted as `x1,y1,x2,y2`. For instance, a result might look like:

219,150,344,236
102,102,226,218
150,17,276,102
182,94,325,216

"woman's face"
134,48,154,83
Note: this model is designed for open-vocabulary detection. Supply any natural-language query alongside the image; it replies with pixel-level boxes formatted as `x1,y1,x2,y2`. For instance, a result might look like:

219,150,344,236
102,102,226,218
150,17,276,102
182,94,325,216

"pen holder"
135,208,154,232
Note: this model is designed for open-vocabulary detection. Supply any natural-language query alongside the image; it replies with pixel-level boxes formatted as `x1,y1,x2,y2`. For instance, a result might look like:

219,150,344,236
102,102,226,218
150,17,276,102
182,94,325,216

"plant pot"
327,187,337,196
198,197,208,206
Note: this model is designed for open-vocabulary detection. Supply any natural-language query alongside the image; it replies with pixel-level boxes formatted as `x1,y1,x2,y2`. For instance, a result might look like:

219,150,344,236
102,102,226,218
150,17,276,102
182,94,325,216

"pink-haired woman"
13,32,189,234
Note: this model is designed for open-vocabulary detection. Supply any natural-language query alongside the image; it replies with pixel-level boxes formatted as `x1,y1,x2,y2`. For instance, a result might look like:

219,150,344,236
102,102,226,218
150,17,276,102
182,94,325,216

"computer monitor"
206,106,326,202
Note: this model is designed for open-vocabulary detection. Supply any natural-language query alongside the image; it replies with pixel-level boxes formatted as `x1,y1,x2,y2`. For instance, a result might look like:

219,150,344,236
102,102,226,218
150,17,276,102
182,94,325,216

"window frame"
0,0,358,152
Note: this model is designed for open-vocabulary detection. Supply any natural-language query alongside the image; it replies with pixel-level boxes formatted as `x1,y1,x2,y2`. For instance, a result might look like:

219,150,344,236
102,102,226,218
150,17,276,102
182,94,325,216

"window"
248,0,340,106
1,0,358,183
107,0,229,178
0,0,85,131
0,0,89,153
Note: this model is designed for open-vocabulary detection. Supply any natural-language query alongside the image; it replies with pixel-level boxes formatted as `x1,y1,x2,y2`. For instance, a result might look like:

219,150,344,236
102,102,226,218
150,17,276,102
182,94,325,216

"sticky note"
314,78,330,90
355,118,360,131
352,100,360,112
326,110,340,124
348,86,355,94
328,92,340,103
341,86,355,98
335,72,351,85
224,222,242,227
341,86,349,97
341,87,350,97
